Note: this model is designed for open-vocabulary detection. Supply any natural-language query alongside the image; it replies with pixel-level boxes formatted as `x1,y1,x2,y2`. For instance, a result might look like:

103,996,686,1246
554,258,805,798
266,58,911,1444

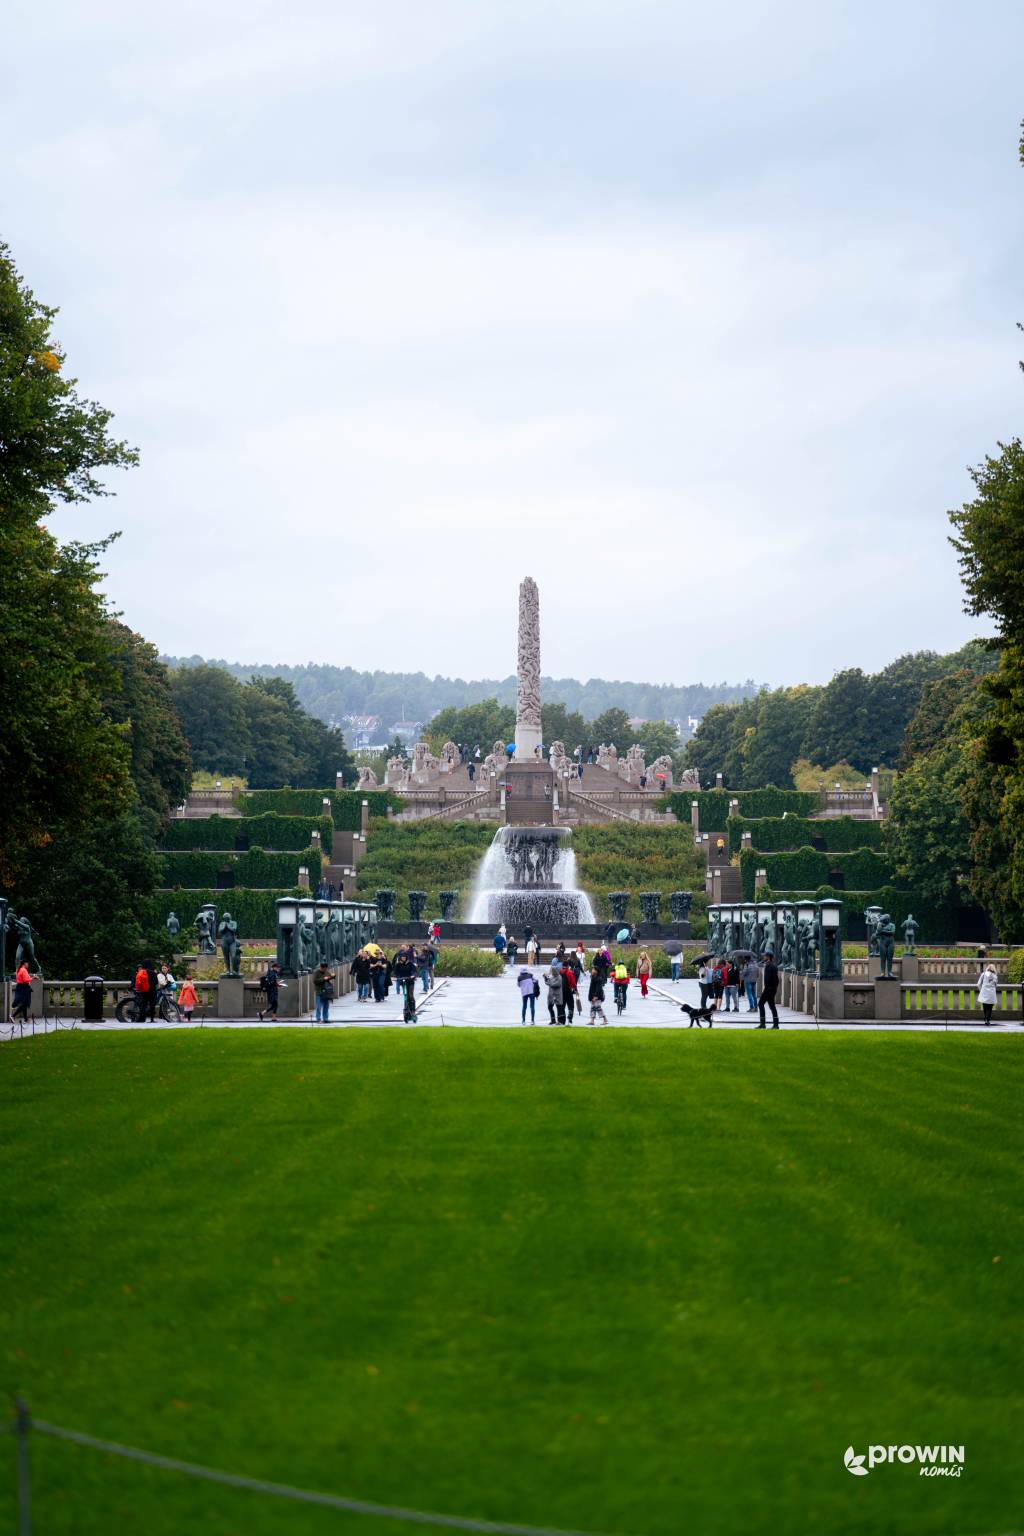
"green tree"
170,665,250,774
736,687,820,789
425,699,515,754
590,708,633,754
0,244,139,880
636,719,682,763
0,241,137,526
541,703,588,753
103,621,192,822
683,702,737,786
883,742,973,908
950,439,1024,646
15,808,165,976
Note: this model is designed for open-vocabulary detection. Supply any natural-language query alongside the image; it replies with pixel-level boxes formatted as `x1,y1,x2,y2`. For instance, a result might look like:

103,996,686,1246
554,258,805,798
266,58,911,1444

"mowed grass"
1,1030,1021,1536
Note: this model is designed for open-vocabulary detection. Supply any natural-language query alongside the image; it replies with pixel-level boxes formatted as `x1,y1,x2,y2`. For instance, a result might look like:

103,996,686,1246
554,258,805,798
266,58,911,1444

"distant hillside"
161,656,758,732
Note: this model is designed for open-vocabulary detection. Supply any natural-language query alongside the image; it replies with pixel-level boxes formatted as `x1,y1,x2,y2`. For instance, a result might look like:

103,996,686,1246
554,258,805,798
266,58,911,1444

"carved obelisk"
507,576,553,824
514,576,543,761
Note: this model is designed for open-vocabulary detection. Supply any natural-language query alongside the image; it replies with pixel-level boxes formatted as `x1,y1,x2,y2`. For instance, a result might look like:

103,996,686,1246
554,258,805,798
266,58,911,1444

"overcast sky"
5,0,1021,686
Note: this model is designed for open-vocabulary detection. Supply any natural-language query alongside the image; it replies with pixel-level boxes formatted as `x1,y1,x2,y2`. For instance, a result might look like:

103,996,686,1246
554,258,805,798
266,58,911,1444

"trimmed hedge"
355,821,495,921
149,888,302,941
739,846,891,900
728,815,884,855
666,789,820,831
238,788,403,827
571,824,705,921
161,814,334,855
759,884,956,942
159,846,322,889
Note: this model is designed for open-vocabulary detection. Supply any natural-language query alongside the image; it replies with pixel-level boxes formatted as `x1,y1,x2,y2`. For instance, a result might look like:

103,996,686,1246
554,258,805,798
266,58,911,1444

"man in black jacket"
756,952,780,1029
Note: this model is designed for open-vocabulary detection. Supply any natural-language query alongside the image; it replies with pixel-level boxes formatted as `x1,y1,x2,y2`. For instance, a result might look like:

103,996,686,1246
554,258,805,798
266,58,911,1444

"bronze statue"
902,913,917,954
8,912,41,973
876,913,896,978
781,911,797,969
218,912,241,976
166,912,180,941
195,909,216,955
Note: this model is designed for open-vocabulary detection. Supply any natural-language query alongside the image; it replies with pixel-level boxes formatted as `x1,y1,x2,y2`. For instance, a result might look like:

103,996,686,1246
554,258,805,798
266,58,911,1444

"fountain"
468,826,595,928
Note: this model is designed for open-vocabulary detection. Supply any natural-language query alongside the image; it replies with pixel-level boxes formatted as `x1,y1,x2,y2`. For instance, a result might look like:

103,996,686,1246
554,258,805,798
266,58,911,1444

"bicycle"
114,990,181,1024
614,983,628,1016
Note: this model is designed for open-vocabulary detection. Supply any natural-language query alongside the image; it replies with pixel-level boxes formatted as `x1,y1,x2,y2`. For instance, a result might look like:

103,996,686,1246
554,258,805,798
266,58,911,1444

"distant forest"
161,657,758,732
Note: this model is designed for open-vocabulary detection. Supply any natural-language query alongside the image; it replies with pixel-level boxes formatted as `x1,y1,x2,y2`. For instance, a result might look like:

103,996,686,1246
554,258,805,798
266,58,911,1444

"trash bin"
83,975,105,1023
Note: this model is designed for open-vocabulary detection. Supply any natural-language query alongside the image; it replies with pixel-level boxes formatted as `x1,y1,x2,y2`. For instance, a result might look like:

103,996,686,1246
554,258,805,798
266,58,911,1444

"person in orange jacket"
178,973,199,1022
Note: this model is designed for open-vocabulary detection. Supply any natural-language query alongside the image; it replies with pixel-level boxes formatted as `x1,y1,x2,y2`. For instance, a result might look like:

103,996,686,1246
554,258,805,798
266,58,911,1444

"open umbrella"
364,942,384,957
616,927,633,943
692,952,715,966
660,940,685,955
728,948,755,961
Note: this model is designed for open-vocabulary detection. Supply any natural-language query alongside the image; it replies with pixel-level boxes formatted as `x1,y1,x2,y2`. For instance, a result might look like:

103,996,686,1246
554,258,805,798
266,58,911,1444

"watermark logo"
844,1445,965,1477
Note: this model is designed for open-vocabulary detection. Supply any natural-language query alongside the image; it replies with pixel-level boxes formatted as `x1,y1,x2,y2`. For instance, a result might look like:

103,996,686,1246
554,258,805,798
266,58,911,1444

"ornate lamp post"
817,899,843,980
276,898,298,977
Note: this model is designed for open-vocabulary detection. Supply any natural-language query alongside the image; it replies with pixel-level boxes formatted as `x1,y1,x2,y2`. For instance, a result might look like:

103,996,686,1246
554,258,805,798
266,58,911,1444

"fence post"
15,1397,31,1536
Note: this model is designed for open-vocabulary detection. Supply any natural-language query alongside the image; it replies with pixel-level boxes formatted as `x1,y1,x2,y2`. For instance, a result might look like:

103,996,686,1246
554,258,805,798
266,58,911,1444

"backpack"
134,968,149,992
533,980,540,998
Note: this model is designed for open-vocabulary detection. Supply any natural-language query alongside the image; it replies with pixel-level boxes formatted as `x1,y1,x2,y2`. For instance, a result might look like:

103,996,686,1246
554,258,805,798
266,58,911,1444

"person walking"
12,960,33,1026
741,956,759,1013
417,944,434,995
518,966,537,1023
756,953,780,1029
506,935,519,967
313,960,334,1023
493,925,507,960
698,962,711,1011
526,933,540,965
574,940,588,975
543,960,565,1024
393,946,418,1021
723,959,740,1013
636,950,652,999
370,952,388,1003
178,972,199,1022
710,960,726,1010
670,951,682,983
977,961,998,1026
587,964,608,1025
352,949,371,1001
561,959,579,1021
259,960,282,1020
612,960,629,1014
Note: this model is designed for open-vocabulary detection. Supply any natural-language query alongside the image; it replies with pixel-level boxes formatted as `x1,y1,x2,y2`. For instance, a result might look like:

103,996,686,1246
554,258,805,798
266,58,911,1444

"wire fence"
6,1399,611,1536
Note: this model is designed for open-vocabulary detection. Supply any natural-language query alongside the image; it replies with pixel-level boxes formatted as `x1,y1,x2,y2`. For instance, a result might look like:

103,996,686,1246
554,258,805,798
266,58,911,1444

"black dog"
680,1001,716,1029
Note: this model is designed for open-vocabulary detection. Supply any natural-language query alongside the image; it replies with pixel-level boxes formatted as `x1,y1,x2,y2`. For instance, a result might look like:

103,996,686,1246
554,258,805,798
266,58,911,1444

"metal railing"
5,1398,607,1536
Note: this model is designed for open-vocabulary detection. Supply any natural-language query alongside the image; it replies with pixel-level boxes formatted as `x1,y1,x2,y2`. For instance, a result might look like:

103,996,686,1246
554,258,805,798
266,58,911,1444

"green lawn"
2,1031,1021,1536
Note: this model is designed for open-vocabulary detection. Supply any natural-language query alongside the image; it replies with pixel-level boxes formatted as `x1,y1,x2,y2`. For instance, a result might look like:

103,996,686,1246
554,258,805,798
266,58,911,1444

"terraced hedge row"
159,847,322,889
238,788,402,827
739,846,891,899
665,789,820,831
161,814,334,854
728,816,884,855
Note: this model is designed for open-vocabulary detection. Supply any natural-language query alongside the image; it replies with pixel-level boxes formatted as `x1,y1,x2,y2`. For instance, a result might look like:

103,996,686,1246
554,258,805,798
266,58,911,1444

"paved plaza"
7,969,1022,1035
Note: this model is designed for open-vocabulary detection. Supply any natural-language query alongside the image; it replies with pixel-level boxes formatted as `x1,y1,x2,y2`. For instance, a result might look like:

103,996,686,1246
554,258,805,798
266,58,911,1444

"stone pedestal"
505,762,554,825
217,975,245,1019
874,977,902,1022
900,954,919,982
814,977,845,1021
